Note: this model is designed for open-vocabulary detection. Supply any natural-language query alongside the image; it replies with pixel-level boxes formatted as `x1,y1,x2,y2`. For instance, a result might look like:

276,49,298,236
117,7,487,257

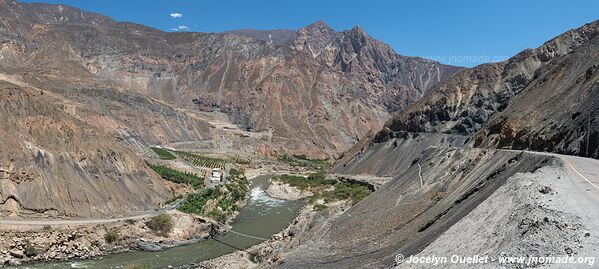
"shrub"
277,154,330,169
147,213,174,237
175,151,230,169
105,228,119,243
324,183,372,205
229,168,243,178
42,225,52,231
206,208,227,223
24,240,38,257
151,147,176,160
178,188,219,214
314,204,327,211
277,172,336,190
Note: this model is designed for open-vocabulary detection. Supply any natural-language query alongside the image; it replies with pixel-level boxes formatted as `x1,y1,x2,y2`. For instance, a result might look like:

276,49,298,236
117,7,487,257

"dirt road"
0,199,185,226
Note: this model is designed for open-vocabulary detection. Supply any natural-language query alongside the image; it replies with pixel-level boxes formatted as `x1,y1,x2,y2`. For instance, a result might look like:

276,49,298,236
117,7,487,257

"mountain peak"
303,20,336,36
306,20,333,30
346,25,370,39
291,20,337,52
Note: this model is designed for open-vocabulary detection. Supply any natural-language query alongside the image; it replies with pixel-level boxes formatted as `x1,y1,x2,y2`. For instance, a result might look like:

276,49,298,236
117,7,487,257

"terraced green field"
176,151,230,169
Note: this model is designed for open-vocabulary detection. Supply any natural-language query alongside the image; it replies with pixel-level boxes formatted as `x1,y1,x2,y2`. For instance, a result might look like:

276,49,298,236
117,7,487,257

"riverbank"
196,199,350,269
0,174,305,268
0,211,224,267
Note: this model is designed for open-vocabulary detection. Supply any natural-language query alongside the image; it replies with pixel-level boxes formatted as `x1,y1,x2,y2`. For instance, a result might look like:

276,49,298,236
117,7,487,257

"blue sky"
21,0,599,67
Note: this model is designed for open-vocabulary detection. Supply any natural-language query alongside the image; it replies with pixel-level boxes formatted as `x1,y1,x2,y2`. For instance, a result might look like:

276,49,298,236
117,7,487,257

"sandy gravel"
265,181,313,201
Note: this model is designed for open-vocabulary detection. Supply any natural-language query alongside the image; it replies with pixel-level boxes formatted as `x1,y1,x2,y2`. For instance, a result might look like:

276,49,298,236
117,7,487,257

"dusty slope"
404,156,599,268
334,132,467,177
280,147,551,268
0,80,169,218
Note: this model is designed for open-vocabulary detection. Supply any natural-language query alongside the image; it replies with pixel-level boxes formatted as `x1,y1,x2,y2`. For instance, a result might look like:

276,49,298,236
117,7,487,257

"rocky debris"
329,174,390,190
539,186,552,194
8,250,23,258
136,241,163,252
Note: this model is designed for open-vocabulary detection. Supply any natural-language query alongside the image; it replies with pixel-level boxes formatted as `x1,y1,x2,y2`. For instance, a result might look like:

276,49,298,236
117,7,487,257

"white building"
210,168,222,183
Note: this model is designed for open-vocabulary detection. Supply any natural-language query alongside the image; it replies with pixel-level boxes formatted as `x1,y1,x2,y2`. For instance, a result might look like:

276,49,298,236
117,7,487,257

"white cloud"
170,25,189,31
170,13,183,18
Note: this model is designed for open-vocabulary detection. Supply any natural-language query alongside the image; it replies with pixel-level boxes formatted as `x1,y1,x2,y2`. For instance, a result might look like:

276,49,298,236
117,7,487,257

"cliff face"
377,20,599,158
472,34,599,157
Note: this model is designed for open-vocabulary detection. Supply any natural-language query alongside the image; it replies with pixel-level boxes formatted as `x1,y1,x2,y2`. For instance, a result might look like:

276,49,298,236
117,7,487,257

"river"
19,175,303,269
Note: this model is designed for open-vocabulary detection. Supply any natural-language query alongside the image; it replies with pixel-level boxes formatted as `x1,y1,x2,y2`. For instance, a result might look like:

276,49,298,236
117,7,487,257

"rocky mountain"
377,19,599,158
472,27,599,158
221,28,296,45
0,0,462,218
0,1,463,158
281,19,599,268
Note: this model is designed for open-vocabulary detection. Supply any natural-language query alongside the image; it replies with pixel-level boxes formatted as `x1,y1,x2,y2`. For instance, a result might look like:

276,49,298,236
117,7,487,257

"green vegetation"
313,203,327,211
126,264,150,269
229,168,244,178
176,151,230,169
274,173,373,207
151,147,176,160
24,240,38,257
277,172,336,190
105,228,119,243
206,208,227,223
147,213,174,237
146,162,204,190
278,154,330,169
178,188,220,215
321,183,372,205
178,169,249,223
